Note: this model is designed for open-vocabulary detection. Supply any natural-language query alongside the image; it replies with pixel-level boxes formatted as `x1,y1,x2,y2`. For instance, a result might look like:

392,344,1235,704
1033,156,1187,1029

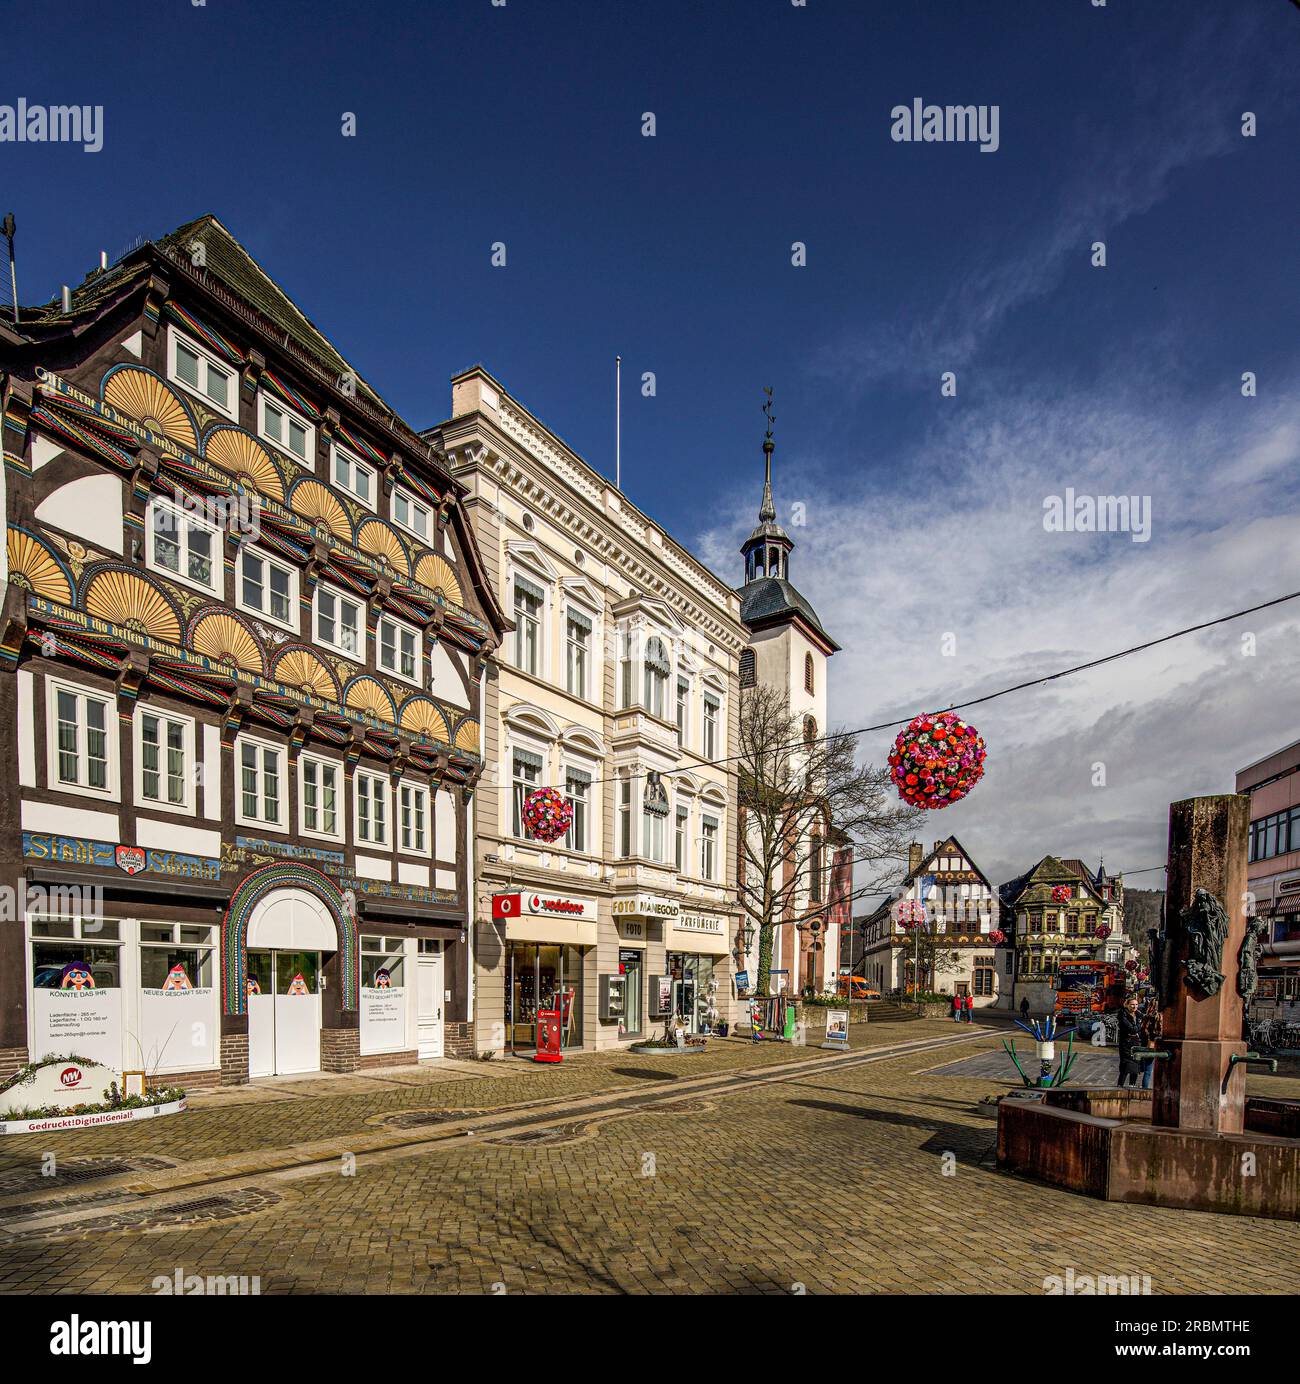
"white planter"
0,1097,187,1136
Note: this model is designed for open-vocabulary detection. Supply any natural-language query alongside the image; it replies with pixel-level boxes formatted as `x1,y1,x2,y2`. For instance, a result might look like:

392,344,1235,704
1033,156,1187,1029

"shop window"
146,495,220,596
168,326,236,420
400,781,429,854
314,583,363,659
300,754,341,839
356,771,389,846
30,917,123,990
48,679,117,799
135,706,194,814
140,922,215,989
361,935,406,988
505,941,584,1053
332,442,375,508
392,488,432,542
236,735,286,829
237,546,297,629
377,615,421,685
257,390,315,467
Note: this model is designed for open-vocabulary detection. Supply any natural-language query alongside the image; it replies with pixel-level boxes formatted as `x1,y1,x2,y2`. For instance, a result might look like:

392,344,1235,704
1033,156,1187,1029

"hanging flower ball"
988,929,1006,945
1050,885,1072,903
893,898,927,930
888,711,987,810
1124,958,1139,973
1094,924,1112,939
521,787,573,844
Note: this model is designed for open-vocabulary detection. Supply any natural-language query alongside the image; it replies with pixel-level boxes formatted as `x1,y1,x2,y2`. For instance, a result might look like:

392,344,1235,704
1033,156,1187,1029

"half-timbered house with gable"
0,215,507,1085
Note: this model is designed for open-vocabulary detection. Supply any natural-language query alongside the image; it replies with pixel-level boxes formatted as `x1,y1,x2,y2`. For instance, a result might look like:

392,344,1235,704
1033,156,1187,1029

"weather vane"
762,386,775,442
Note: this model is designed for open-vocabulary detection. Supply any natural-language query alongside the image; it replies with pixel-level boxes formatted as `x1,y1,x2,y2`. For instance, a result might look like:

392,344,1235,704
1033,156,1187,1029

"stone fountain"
997,794,1299,1220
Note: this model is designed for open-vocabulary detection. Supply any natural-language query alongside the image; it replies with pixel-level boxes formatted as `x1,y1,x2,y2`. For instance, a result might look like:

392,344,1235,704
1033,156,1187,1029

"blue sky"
8,0,1300,882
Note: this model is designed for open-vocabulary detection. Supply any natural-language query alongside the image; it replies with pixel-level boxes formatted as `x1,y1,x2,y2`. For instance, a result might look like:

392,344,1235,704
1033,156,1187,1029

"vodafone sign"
492,891,596,922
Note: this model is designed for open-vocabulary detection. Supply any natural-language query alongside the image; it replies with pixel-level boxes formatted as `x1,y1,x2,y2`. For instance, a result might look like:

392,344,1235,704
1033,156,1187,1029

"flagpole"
615,354,622,491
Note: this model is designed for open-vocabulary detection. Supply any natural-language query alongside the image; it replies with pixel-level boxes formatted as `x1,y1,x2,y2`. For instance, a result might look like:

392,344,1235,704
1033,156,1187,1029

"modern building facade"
734,420,844,996
858,836,1006,1006
433,368,747,1054
1236,739,1300,1020
0,217,507,1084
999,855,1128,1012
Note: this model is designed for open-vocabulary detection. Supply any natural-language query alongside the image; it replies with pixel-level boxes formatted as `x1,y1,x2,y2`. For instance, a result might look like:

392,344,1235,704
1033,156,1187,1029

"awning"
566,608,593,634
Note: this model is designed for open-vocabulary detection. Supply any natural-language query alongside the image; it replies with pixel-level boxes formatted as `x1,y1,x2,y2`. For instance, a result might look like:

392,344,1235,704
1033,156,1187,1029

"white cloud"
699,382,1300,888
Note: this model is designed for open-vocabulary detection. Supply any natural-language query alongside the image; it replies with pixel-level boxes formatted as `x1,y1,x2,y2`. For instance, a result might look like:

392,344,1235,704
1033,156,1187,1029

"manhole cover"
382,1107,487,1130
41,1187,282,1238
656,1098,715,1116
487,1121,590,1147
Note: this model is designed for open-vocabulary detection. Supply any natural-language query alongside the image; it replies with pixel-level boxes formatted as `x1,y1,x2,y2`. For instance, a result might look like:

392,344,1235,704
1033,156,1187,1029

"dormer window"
392,487,432,542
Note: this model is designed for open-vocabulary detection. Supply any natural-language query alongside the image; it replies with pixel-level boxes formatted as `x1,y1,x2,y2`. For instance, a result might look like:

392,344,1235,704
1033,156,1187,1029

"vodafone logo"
493,891,593,921
60,1066,83,1088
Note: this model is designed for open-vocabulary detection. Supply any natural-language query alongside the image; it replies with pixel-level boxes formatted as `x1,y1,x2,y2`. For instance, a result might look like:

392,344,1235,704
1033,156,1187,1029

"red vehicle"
1053,960,1126,1016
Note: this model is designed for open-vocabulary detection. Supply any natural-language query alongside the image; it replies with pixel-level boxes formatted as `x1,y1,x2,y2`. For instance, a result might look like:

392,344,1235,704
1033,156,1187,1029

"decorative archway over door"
222,864,358,1016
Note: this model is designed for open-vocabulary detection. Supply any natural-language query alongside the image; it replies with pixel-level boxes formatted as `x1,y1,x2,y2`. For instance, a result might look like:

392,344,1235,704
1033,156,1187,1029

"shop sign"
493,891,596,921
22,833,221,882
612,893,680,920
361,985,407,1054
0,1058,121,1117
30,987,123,1071
824,1009,850,1046
674,912,725,936
616,917,644,939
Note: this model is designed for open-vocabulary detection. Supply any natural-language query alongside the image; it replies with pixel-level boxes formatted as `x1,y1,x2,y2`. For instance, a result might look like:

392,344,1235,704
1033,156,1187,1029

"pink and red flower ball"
888,712,987,810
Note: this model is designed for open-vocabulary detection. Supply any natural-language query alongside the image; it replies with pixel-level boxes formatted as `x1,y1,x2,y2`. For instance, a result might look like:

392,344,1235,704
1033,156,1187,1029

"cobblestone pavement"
0,1022,1295,1295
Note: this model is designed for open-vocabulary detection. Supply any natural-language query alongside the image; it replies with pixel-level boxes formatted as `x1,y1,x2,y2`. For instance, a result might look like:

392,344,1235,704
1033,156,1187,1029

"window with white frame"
643,779,666,863
700,813,719,881
377,614,421,685
392,487,432,542
564,765,592,853
314,584,363,658
355,771,389,846
703,693,720,760
675,678,690,747
236,736,286,828
135,706,194,813
511,748,544,838
257,391,314,467
146,495,220,596
643,637,669,718
618,773,633,858
48,680,116,798
237,545,297,629
675,801,690,871
299,754,341,839
565,608,591,699
167,326,236,421
513,574,544,677
332,443,375,508
399,781,429,853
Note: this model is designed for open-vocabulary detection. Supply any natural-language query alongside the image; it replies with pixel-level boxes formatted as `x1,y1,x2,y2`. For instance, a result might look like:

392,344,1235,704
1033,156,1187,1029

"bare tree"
738,684,923,995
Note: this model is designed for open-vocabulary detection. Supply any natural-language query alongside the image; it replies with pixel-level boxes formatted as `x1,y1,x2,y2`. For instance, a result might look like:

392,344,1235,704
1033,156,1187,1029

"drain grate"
0,1154,177,1197
36,1187,282,1239
487,1121,592,1147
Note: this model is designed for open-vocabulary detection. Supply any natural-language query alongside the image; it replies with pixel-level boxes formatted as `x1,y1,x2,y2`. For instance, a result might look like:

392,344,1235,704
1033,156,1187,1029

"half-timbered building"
0,216,507,1085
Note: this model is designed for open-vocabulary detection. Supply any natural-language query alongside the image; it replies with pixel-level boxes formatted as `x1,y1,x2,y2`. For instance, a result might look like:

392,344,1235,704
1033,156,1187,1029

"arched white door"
246,889,336,1077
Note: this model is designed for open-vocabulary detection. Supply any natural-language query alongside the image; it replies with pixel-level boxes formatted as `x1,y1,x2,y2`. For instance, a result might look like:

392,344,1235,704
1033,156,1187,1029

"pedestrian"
1117,993,1143,1087
1139,994,1162,1090
964,994,974,1023
1019,997,1030,1022
952,993,962,1023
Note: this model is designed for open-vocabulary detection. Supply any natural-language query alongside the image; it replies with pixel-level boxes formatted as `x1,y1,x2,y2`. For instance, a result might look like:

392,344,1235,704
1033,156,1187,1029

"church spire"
741,387,793,584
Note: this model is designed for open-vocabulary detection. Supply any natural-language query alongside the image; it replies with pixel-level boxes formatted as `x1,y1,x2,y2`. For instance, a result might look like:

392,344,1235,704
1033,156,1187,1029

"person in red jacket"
963,994,974,1023
951,993,962,1022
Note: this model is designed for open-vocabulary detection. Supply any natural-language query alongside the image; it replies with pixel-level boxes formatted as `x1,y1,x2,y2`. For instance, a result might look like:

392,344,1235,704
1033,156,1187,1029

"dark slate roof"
738,575,840,650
